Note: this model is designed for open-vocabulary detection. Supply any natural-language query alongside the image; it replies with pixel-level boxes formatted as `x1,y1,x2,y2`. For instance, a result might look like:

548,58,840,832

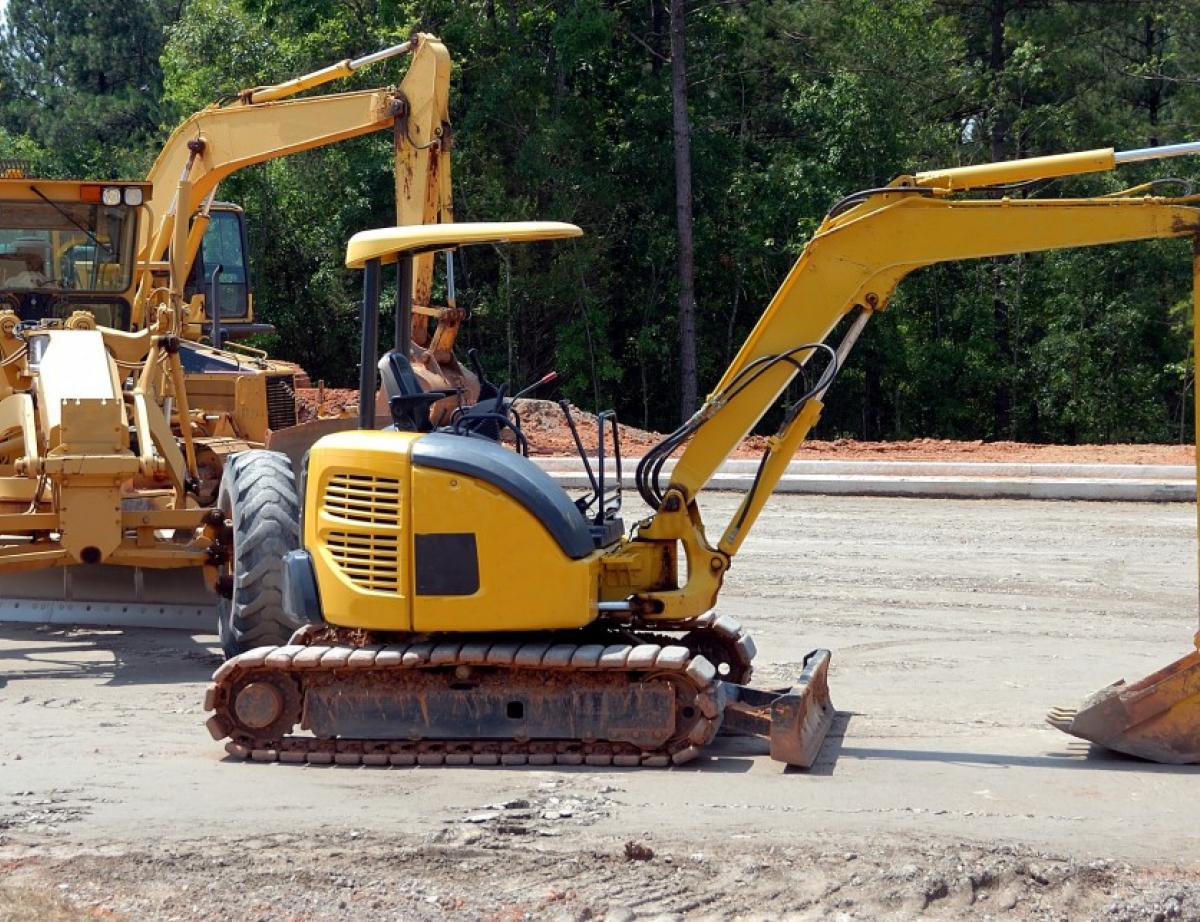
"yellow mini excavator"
207,141,1200,767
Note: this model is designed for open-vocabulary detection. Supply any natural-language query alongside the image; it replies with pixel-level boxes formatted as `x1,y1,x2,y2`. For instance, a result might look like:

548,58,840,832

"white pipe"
1114,141,1200,164
349,41,413,72
814,308,872,402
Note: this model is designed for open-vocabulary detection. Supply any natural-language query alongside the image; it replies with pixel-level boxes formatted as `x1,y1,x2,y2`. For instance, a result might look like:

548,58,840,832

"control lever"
467,347,499,403
513,370,558,401
558,399,599,502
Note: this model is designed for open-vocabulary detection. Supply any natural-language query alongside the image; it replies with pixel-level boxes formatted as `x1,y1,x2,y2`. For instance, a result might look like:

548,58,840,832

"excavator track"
204,632,726,767
633,611,757,685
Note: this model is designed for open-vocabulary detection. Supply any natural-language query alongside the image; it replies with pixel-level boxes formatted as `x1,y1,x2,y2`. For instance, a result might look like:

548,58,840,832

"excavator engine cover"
1048,644,1200,763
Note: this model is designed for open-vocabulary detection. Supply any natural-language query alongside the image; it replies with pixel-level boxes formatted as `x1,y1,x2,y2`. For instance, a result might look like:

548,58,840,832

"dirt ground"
4,493,1200,920
294,390,1196,464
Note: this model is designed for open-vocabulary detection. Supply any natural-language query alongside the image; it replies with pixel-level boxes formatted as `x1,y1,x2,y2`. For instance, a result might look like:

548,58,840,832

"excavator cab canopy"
348,221,583,430
344,221,583,267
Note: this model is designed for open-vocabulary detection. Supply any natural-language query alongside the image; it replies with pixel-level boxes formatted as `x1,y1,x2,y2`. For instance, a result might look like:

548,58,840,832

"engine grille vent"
266,374,298,431
323,473,401,526
322,472,403,593
326,531,400,593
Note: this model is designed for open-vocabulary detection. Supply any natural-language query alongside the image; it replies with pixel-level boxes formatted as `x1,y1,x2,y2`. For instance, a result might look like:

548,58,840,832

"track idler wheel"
644,612,756,684
224,672,302,745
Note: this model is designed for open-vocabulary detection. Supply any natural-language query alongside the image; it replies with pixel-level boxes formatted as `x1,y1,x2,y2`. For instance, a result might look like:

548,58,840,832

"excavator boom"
137,32,454,337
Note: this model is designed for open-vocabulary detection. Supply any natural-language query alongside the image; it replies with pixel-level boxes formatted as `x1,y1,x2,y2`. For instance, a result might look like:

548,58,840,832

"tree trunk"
1142,13,1163,146
988,0,1012,440
670,0,698,420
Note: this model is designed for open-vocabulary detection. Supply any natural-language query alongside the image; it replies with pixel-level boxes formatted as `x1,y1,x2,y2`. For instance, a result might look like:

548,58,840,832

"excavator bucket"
1047,643,1200,764
720,648,836,767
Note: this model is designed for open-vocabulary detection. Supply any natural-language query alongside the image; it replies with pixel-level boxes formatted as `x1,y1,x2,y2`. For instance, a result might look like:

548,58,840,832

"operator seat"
378,350,440,432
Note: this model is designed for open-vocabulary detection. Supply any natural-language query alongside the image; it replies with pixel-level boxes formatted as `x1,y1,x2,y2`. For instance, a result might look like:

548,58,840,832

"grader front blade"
1047,643,1200,764
0,565,215,631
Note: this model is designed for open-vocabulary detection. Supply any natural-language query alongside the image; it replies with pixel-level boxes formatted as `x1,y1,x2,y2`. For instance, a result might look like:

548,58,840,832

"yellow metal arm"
240,40,414,105
619,186,1200,622
136,33,452,325
670,195,1200,505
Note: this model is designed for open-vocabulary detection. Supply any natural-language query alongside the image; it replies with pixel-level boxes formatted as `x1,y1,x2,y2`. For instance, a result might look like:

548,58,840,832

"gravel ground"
6,832,1200,921
3,493,1200,920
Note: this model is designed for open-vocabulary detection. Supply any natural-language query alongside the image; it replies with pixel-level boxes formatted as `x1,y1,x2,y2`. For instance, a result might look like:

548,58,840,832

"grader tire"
216,450,302,659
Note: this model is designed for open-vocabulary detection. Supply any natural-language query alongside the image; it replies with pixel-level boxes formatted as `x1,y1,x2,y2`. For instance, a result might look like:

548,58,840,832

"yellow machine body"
207,147,1200,767
304,197,1200,641
305,429,599,634
0,36,467,628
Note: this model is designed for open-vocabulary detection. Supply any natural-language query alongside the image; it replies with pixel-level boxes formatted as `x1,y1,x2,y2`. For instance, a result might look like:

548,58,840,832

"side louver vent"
323,473,401,526
326,531,400,592
322,472,403,593
266,374,298,431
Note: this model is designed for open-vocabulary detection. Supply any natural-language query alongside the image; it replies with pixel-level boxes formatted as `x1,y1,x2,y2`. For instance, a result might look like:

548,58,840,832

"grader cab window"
0,201,136,295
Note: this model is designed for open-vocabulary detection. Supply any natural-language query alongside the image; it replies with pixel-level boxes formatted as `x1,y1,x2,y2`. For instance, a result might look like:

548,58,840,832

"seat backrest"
379,351,435,432
379,351,424,400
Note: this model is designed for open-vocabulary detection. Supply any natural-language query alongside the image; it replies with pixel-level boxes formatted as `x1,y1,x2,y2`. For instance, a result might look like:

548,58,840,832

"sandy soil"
3,493,1200,919
294,390,1196,465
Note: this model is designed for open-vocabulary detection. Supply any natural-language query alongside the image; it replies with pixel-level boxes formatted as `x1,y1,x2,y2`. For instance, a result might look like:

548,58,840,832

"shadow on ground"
0,623,218,687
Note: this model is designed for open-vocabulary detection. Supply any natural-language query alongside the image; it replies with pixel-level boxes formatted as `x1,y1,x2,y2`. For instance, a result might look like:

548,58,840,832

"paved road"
2,493,1198,869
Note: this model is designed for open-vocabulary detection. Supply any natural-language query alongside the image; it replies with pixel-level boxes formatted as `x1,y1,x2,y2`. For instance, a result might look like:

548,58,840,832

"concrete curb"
534,458,1196,502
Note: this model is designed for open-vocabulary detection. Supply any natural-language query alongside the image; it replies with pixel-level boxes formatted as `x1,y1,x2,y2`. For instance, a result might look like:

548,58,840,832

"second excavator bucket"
720,648,836,767
1047,643,1200,764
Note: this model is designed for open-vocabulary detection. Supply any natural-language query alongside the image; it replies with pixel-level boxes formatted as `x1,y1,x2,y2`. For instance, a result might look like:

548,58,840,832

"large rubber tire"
216,450,302,659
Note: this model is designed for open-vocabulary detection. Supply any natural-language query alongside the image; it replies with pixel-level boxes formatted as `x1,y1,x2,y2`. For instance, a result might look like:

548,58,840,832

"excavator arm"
611,142,1200,765
623,151,1200,623
134,33,452,329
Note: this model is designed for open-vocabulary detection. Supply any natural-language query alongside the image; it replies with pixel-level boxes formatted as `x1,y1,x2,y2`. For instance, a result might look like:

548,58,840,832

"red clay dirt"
296,390,1195,464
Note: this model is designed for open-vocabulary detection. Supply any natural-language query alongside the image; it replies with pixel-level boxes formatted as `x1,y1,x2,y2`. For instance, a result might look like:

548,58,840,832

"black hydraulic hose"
634,341,839,509
826,185,934,220
729,449,771,537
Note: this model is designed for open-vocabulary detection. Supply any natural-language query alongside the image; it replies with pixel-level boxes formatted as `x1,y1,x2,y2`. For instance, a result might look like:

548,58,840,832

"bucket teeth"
1044,707,1077,732
1046,648,1200,764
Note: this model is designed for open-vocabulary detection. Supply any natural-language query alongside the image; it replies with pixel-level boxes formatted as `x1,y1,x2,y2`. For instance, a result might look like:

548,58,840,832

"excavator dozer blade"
720,648,836,768
1047,647,1200,764
266,417,360,479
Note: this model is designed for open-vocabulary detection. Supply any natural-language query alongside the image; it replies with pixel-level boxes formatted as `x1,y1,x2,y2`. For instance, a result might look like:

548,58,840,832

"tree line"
2,0,1199,443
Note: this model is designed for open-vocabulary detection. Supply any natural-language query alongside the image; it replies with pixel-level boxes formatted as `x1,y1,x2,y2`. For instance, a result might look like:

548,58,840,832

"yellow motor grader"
0,35,473,654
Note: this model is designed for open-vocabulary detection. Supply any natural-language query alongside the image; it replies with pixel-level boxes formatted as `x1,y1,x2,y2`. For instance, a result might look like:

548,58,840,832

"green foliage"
0,0,181,176
2,0,1199,442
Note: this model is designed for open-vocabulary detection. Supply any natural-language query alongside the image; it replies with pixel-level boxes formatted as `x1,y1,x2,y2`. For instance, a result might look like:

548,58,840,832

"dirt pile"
515,399,666,456
296,387,358,422
295,390,1194,464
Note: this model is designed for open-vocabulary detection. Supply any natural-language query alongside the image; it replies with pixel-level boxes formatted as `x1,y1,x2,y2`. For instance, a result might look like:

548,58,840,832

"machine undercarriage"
205,618,834,767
